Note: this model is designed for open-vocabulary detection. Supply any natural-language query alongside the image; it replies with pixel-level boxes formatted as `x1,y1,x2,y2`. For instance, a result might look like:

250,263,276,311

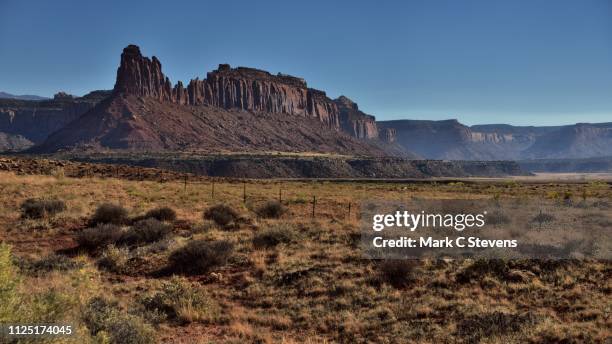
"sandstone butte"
114,44,390,142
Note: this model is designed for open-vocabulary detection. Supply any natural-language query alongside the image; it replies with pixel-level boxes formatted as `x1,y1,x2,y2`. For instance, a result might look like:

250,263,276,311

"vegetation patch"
19,254,84,275
256,201,286,218
456,311,537,342
168,239,233,275
144,206,177,222
456,259,510,283
20,198,66,219
77,223,124,250
121,218,171,246
139,277,223,324
91,203,129,225
252,225,294,249
203,204,239,227
97,245,130,274
532,211,555,227
82,296,155,344
376,260,417,289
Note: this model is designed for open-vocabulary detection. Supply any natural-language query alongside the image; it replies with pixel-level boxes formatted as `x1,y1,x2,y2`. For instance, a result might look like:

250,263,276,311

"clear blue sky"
1,0,611,126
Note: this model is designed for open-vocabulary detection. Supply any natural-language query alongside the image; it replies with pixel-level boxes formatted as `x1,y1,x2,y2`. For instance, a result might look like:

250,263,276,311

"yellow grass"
0,171,610,343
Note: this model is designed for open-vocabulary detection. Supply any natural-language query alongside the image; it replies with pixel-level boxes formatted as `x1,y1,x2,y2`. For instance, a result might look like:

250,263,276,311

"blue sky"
1,0,611,125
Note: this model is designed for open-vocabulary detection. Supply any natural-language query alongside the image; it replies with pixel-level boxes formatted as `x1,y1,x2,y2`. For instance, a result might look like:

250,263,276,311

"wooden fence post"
278,186,282,203
184,175,187,191
348,202,351,220
211,180,215,200
312,195,316,219
243,182,246,203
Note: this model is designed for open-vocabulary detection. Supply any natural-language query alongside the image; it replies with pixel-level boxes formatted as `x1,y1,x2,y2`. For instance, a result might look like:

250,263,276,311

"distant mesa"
0,91,49,101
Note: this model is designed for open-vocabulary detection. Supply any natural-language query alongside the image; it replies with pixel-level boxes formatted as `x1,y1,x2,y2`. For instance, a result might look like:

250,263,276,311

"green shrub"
83,296,155,344
121,219,171,246
77,224,123,250
252,226,293,248
27,289,75,323
203,205,238,227
98,245,130,273
144,207,177,222
140,277,222,324
377,260,416,289
0,244,81,332
168,240,233,275
256,201,286,219
91,203,129,225
0,243,19,322
20,198,66,219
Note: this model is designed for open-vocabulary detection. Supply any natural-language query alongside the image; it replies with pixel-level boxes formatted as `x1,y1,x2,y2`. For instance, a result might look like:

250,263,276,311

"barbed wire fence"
164,175,358,221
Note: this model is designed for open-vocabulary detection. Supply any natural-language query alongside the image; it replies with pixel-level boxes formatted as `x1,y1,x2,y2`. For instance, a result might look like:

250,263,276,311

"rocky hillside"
379,119,612,160
0,91,110,150
31,94,383,155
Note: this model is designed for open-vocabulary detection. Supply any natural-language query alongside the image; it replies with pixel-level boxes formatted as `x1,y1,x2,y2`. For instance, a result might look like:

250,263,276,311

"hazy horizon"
1,0,611,126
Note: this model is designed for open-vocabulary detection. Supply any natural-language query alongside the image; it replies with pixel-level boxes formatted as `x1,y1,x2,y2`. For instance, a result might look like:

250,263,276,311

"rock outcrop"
334,96,379,140
379,127,396,143
114,45,173,101
113,45,390,138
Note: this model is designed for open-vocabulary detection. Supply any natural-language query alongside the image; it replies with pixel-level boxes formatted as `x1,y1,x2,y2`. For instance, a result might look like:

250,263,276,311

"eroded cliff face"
114,45,397,137
334,95,379,140
0,91,110,146
379,127,396,143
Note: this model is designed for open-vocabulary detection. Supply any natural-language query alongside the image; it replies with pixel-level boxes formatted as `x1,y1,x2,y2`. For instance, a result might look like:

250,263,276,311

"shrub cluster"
79,204,175,250
77,224,123,250
203,205,238,227
20,198,66,219
168,240,233,275
377,260,416,289
139,277,222,324
91,203,129,225
83,297,155,344
97,245,130,274
252,226,293,248
144,207,177,222
256,201,286,219
121,219,171,246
